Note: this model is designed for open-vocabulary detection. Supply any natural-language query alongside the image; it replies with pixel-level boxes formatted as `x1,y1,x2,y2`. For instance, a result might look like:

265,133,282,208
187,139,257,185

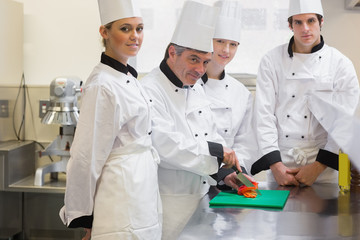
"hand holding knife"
222,146,242,172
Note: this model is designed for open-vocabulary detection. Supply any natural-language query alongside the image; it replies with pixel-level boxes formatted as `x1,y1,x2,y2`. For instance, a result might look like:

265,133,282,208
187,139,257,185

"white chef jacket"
200,73,258,174
253,37,359,183
59,53,162,239
140,60,226,239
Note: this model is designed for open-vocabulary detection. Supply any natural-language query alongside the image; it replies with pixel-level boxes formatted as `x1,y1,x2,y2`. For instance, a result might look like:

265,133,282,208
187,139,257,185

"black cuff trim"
68,215,93,229
216,167,235,182
316,149,339,170
208,141,224,166
212,166,246,189
251,150,281,175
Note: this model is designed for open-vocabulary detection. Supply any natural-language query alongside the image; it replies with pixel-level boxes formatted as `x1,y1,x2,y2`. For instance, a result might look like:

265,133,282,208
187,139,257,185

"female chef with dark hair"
59,0,162,239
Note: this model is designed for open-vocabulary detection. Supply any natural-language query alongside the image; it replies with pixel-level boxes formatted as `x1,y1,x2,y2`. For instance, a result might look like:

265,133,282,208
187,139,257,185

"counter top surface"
8,173,66,194
179,182,360,240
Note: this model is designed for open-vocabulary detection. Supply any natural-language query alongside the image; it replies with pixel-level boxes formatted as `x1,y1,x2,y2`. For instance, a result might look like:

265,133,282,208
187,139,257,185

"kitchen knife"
232,166,261,196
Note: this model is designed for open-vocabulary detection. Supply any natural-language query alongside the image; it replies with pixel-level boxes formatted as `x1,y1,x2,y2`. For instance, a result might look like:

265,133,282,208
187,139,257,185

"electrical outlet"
39,99,50,118
0,100,9,118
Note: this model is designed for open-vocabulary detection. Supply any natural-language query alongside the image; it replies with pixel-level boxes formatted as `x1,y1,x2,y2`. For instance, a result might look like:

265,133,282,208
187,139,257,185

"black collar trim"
220,70,225,80
201,70,225,84
160,59,185,88
287,35,324,58
201,73,208,84
100,52,138,78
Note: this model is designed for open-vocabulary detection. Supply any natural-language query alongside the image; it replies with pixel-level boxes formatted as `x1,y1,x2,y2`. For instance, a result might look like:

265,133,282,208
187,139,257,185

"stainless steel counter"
0,140,66,193
0,141,81,239
8,173,66,193
179,182,360,240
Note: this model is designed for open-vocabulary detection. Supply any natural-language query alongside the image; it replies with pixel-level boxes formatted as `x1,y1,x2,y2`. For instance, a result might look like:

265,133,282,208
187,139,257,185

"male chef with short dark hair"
252,0,359,186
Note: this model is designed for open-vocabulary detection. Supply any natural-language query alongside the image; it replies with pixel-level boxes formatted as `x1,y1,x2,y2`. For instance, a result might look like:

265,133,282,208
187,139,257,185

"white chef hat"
97,0,142,26
213,0,242,43
288,0,323,18
171,0,219,53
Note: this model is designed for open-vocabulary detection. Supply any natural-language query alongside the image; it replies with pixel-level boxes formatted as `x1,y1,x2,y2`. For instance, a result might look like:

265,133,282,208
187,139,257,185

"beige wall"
0,0,23,85
0,0,360,143
1,0,357,87
0,86,58,142
322,0,360,78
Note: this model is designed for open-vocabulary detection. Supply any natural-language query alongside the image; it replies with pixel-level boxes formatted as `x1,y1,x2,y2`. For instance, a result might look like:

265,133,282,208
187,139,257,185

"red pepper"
237,181,259,198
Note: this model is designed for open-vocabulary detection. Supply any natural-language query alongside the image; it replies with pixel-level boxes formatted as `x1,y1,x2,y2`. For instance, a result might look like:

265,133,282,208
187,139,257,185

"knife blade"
232,166,261,196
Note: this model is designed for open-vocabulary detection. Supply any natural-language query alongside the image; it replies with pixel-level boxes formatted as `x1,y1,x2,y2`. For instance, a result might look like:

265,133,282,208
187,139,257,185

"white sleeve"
255,54,281,156
323,54,359,153
60,85,119,226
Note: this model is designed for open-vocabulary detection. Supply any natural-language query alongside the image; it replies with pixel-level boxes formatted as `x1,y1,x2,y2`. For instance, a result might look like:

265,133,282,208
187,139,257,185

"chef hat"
288,0,323,18
98,0,142,26
213,0,242,43
171,0,219,53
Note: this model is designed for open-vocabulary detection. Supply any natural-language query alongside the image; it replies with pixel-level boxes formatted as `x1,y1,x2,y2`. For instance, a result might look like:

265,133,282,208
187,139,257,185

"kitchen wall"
0,0,360,144
322,0,360,77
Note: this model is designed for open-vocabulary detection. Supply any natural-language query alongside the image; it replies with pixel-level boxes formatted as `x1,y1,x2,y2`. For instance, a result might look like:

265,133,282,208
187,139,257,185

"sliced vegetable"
237,182,259,198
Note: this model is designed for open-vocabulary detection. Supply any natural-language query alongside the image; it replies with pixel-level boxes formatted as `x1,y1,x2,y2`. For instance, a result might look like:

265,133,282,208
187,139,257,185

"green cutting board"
209,190,290,209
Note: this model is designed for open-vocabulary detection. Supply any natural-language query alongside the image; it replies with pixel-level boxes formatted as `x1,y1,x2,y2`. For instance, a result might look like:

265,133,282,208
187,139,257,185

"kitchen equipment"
34,77,82,186
209,189,290,209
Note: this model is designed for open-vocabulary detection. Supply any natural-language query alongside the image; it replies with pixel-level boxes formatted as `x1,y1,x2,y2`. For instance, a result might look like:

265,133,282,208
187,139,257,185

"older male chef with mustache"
252,0,359,186
140,1,245,239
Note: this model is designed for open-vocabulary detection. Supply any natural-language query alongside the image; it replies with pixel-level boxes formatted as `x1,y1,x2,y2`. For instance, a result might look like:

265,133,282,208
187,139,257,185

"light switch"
0,100,9,118
39,100,50,118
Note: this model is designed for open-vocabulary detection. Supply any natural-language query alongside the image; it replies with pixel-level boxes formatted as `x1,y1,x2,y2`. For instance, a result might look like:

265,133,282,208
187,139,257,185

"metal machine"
34,76,82,186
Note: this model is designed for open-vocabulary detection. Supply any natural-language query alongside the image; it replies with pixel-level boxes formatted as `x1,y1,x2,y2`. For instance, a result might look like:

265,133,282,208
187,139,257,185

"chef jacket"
252,36,359,183
141,60,231,239
59,53,162,239
200,72,258,175
141,60,229,195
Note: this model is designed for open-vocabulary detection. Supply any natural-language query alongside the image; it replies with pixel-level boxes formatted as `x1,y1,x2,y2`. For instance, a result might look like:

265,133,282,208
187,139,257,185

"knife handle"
232,166,240,174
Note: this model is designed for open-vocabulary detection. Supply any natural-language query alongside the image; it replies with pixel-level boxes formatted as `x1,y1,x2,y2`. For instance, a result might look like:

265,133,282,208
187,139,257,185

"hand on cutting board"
223,171,255,190
222,146,241,172
270,162,299,186
287,161,326,186
82,228,91,240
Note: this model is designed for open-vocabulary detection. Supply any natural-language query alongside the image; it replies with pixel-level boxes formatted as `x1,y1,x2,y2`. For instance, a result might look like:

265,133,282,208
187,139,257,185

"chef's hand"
224,172,256,190
287,161,326,186
222,146,241,172
82,228,91,240
270,162,299,186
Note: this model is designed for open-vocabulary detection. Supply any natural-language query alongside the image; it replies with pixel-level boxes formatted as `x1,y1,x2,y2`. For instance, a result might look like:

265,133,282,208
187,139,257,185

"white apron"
92,142,162,240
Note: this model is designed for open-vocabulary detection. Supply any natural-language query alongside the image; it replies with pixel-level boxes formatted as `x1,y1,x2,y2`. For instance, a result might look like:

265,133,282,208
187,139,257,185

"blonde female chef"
200,0,257,188
59,0,162,239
